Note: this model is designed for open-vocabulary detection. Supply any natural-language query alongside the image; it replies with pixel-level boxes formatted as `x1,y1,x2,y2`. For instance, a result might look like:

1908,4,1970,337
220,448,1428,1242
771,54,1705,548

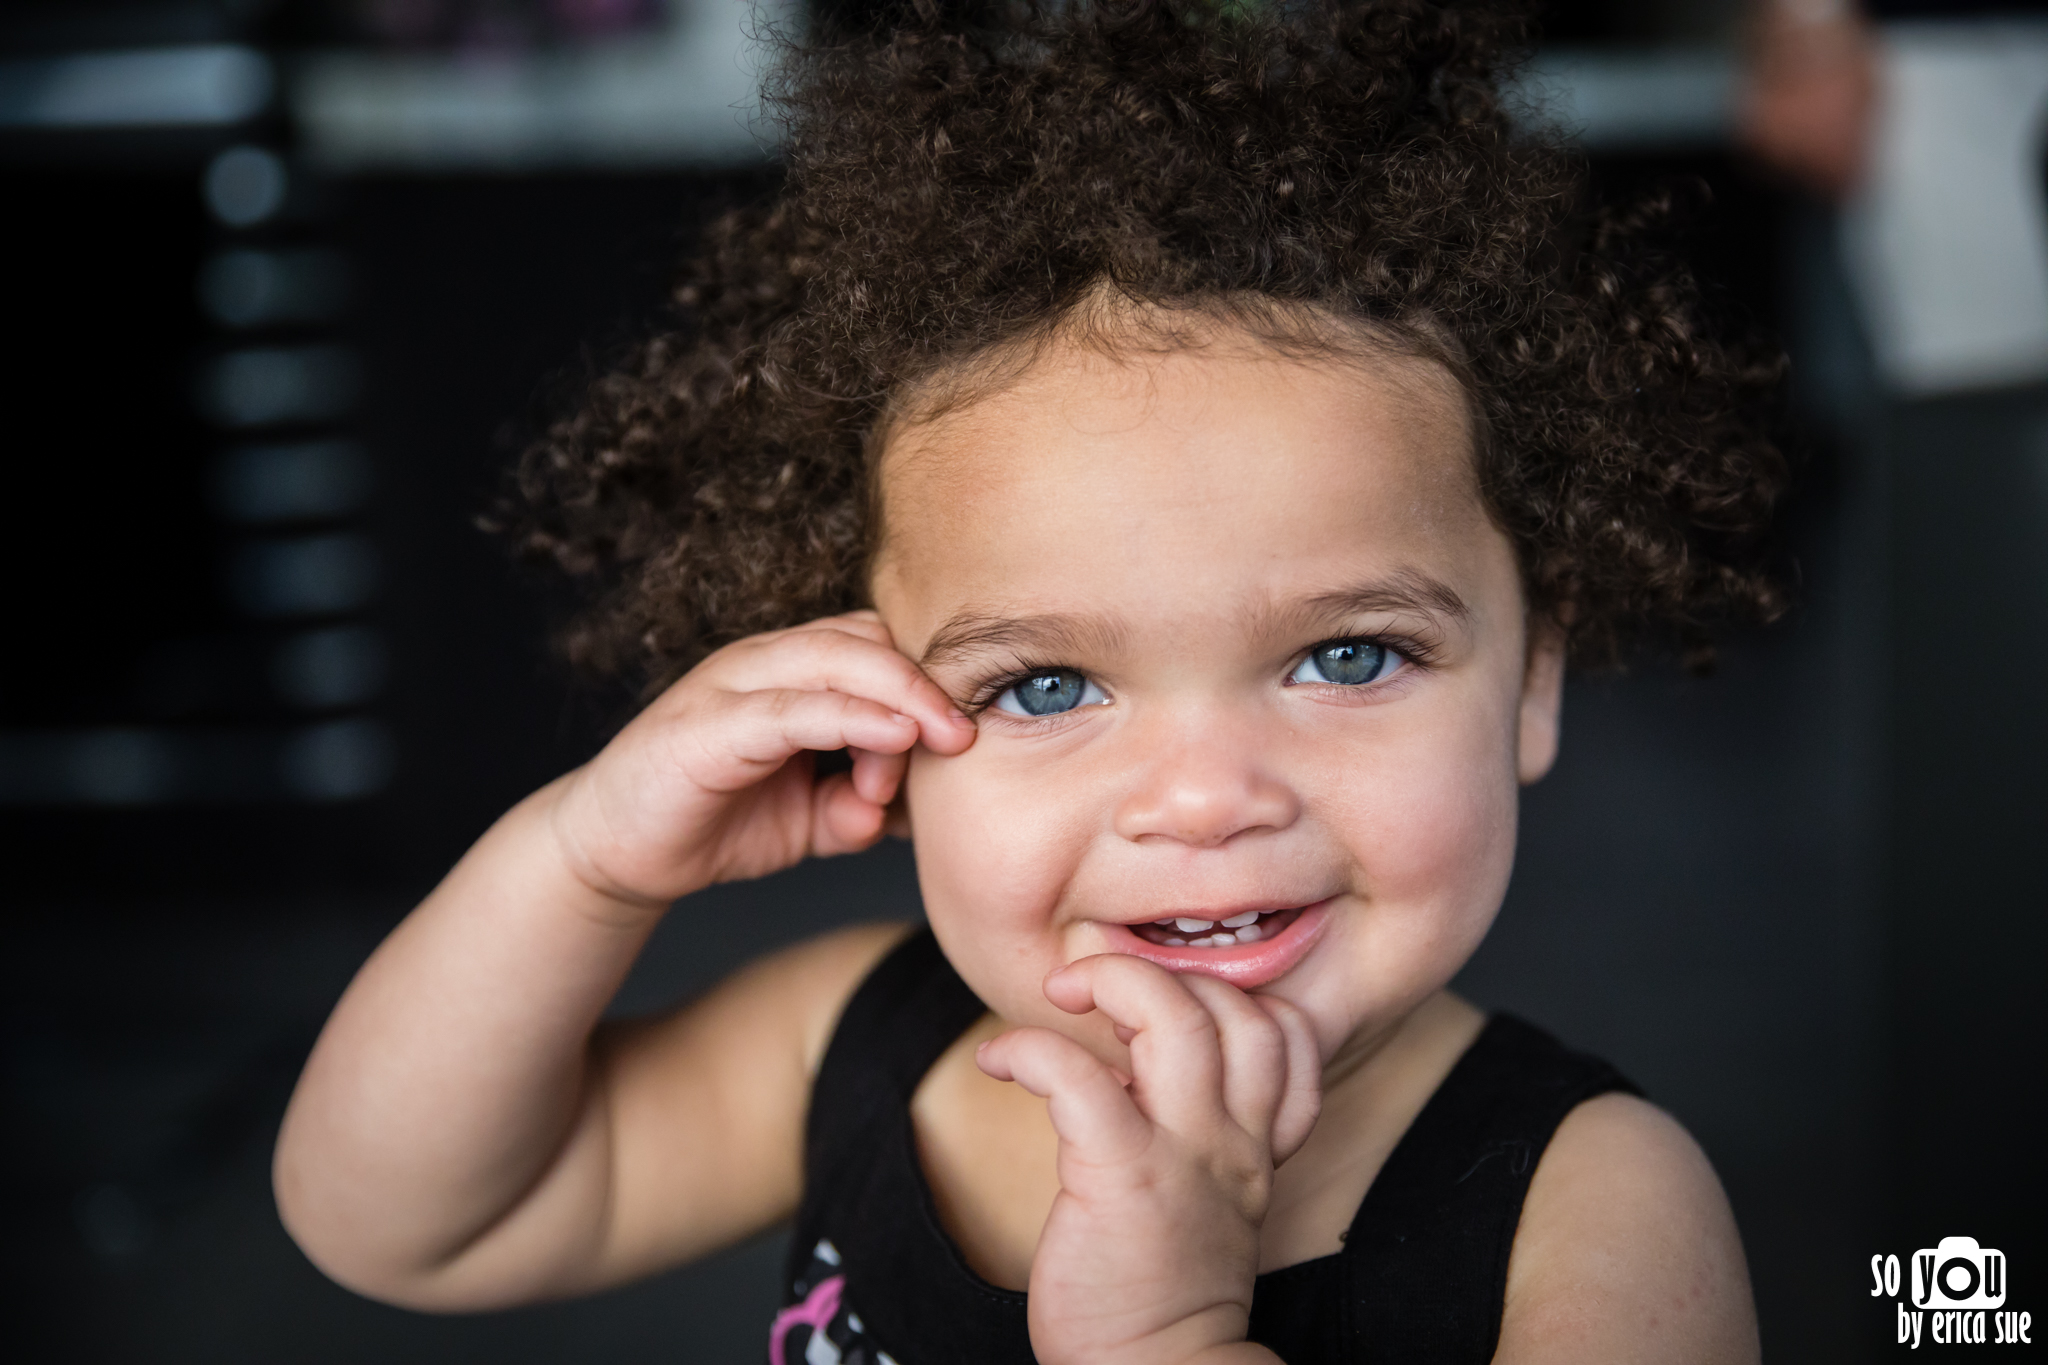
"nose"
1111,726,1301,849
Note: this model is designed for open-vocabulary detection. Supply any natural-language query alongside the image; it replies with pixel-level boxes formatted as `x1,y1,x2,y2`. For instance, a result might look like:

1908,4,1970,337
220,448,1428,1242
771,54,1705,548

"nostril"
1111,758,1302,848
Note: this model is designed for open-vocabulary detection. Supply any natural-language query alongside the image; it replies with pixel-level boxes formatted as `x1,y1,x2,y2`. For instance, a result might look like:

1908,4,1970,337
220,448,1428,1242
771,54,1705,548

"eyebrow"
920,610,1129,673
1288,569,1471,630
918,568,1469,672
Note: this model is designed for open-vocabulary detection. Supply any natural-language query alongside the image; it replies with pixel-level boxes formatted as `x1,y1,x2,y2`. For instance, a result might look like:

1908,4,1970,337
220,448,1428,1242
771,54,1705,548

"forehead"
872,332,1497,642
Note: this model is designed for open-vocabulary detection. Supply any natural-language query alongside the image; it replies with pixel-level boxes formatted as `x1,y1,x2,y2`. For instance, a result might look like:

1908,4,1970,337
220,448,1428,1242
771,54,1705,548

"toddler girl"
275,3,1785,1362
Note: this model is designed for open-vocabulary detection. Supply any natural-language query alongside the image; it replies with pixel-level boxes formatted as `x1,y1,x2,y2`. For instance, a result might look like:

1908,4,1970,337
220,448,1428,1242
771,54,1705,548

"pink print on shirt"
771,1239,899,1365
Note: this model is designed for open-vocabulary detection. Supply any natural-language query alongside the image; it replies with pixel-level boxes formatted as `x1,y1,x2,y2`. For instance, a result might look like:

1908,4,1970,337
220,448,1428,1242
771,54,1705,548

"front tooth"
1164,936,1188,947
1220,911,1260,929
1206,934,1237,948
1233,924,1264,944
1173,916,1215,933
1154,918,1179,927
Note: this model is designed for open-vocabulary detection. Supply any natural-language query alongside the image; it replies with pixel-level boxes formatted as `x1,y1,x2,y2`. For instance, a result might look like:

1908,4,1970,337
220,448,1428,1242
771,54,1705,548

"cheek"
1340,725,1516,901
1299,689,1521,996
904,746,1087,1022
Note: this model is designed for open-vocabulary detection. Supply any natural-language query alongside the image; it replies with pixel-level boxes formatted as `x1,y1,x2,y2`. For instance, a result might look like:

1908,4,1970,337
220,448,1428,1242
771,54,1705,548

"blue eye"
1290,640,1399,686
993,670,1108,717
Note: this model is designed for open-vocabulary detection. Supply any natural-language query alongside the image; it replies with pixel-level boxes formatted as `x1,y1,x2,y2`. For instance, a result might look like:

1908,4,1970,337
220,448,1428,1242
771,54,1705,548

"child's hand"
547,611,975,910
274,610,965,1309
976,957,1323,1365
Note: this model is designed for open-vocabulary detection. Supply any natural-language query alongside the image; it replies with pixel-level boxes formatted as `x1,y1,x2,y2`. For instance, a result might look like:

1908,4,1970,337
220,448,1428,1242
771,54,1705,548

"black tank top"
771,929,1636,1365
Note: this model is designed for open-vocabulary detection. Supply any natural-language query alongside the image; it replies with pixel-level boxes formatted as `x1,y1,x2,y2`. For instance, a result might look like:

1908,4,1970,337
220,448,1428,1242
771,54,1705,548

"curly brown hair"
503,0,1786,693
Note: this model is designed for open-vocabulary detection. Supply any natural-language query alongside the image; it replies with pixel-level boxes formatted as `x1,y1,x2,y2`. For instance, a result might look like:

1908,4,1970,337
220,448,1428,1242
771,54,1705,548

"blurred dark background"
3,0,2044,1360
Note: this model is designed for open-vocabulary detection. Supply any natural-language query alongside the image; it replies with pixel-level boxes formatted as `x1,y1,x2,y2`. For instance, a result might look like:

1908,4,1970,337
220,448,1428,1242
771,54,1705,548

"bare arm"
1493,1094,1760,1365
274,808,903,1307
273,613,972,1310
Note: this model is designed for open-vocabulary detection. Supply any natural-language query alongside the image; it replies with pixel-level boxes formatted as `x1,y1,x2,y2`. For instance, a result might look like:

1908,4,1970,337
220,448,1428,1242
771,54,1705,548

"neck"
1319,989,1477,1099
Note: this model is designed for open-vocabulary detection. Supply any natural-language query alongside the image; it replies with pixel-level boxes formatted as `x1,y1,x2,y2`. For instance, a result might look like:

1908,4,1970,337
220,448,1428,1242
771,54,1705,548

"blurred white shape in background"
66,730,173,805
0,45,272,128
1842,22,2048,396
273,627,389,711
295,0,795,170
293,14,1747,167
0,725,392,805
212,441,374,523
281,718,395,801
203,346,361,428
204,145,290,226
1515,46,1738,151
232,535,380,618
199,248,352,329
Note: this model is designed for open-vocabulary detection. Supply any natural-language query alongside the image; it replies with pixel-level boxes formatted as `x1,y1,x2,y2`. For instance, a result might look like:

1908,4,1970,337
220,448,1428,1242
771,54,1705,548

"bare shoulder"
776,918,918,1070
593,919,915,1276
1494,1093,1759,1365
625,918,916,1081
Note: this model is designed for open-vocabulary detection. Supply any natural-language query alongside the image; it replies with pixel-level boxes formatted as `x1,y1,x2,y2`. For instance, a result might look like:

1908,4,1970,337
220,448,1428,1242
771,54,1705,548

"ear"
1516,615,1567,785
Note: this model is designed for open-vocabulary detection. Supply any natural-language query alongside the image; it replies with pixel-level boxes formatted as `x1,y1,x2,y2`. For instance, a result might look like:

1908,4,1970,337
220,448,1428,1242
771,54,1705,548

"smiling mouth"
1129,906,1306,949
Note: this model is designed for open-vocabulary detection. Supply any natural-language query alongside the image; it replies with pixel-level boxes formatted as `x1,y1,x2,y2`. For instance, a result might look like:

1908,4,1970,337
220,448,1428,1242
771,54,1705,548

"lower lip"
1097,899,1333,989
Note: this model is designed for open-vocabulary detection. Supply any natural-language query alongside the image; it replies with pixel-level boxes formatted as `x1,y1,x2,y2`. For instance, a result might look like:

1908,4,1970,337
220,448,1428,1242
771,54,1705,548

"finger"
847,746,907,807
810,771,888,857
977,1027,1152,1165
790,609,888,650
1180,975,1288,1147
1253,995,1323,1165
739,610,894,651
800,609,891,643
717,626,975,755
687,690,920,792
1044,955,1224,1136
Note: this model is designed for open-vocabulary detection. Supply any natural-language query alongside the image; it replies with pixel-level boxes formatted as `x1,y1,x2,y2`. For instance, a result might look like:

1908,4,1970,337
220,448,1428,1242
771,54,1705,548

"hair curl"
502,0,1786,693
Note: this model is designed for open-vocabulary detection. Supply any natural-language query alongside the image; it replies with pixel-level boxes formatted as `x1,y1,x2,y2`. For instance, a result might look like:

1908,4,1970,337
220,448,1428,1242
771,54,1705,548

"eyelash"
964,660,1073,716
1293,631,1442,676
963,632,1441,716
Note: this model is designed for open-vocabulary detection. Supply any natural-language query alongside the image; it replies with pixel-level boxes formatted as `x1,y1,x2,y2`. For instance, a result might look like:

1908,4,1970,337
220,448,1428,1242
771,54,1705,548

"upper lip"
1105,899,1319,927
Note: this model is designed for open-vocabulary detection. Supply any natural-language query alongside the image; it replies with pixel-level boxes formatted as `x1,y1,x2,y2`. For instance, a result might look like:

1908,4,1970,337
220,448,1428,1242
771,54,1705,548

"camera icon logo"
1913,1236,2007,1309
